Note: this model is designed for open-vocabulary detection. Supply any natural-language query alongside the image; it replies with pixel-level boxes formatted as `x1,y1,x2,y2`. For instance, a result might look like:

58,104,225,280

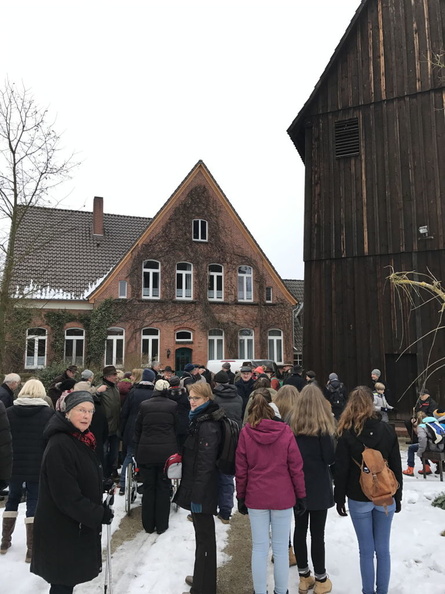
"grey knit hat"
371,369,381,377
329,373,338,381
64,391,95,413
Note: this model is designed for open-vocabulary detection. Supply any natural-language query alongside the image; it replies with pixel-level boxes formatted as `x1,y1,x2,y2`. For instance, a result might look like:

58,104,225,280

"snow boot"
0,511,18,554
25,517,34,563
289,545,297,567
314,577,332,594
298,573,315,593
418,464,432,475
402,466,415,476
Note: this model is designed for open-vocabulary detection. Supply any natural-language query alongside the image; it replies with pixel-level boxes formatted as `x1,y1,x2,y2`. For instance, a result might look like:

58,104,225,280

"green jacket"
98,380,120,435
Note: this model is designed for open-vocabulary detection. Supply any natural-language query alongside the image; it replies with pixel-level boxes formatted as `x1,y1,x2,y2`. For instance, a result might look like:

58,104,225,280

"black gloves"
380,407,388,412
102,501,114,525
237,498,248,515
336,502,348,517
295,497,307,516
103,478,115,493
395,499,401,513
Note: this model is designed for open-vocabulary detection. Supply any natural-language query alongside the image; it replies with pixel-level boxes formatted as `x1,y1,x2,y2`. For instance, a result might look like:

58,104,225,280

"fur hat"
65,391,95,413
214,371,229,384
142,368,156,383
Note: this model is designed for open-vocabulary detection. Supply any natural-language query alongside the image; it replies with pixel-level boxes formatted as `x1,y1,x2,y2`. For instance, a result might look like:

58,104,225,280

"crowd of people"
0,360,443,594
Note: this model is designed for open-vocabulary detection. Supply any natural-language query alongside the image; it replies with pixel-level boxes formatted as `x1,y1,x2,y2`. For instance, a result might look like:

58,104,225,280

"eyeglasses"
73,407,95,415
188,396,204,402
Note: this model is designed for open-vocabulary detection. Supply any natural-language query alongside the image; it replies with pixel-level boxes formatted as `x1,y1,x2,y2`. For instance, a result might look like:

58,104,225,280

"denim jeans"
217,471,234,519
407,443,419,467
248,507,292,594
5,480,39,517
119,445,135,489
348,498,395,594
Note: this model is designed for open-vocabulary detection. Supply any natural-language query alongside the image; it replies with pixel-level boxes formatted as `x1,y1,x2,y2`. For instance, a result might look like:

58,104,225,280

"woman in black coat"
31,391,113,594
175,382,223,594
288,384,336,594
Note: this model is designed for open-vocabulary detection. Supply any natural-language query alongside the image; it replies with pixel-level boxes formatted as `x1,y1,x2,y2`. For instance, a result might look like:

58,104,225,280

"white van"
206,359,280,376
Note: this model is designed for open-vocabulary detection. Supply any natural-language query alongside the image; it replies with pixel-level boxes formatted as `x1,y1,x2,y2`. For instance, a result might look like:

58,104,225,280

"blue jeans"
348,498,395,594
217,471,234,519
5,480,39,517
119,445,135,489
248,508,292,594
407,443,419,467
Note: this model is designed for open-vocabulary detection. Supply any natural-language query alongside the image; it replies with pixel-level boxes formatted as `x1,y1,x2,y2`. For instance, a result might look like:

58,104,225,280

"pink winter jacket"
235,419,306,510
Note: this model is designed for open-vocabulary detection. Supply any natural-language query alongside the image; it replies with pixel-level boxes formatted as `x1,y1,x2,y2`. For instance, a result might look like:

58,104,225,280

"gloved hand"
102,501,114,524
237,498,248,515
295,497,307,516
395,499,401,513
336,502,348,517
103,478,115,493
380,407,388,412
191,502,202,514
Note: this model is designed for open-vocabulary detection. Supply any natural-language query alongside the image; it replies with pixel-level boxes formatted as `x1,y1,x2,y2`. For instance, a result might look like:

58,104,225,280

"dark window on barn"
335,118,359,158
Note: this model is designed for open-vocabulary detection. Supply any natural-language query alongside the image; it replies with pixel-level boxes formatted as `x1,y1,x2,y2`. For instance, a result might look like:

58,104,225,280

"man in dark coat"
0,401,12,495
404,388,438,444
0,373,21,408
370,368,394,406
47,365,77,406
283,365,306,391
235,366,256,415
324,373,348,420
96,365,120,478
221,362,235,384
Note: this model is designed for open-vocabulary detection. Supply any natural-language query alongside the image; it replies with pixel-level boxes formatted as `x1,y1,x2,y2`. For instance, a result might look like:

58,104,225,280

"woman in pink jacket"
235,393,306,594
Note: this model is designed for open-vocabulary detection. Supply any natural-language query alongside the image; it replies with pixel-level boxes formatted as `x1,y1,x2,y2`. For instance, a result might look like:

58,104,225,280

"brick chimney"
93,196,104,236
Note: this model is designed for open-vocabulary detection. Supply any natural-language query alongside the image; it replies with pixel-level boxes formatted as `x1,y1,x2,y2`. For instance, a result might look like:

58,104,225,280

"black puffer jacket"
7,399,54,482
134,395,178,465
295,434,335,510
31,413,104,587
213,384,243,428
120,383,154,448
167,386,190,437
174,400,222,514
0,401,12,482
334,417,402,505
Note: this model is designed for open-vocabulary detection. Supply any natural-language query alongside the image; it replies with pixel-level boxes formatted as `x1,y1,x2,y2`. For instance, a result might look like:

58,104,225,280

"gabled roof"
12,206,151,300
287,0,367,158
283,279,304,304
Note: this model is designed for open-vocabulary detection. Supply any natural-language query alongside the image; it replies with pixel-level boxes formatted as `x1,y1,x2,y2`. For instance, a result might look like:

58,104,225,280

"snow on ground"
2,449,445,593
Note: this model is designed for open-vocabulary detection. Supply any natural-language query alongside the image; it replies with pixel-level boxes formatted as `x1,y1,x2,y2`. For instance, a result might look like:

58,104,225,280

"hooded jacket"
213,383,243,428
417,416,445,458
235,419,306,510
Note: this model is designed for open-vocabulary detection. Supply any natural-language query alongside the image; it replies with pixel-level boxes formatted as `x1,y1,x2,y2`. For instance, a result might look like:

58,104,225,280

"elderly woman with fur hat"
31,391,113,594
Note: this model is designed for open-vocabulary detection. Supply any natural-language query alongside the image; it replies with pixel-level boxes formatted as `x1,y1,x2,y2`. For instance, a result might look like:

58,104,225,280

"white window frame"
192,219,208,242
118,280,128,298
208,264,224,301
64,328,85,366
141,328,160,366
25,327,47,369
238,328,254,359
142,260,160,299
268,329,283,364
238,265,253,301
175,330,193,342
176,262,193,300
208,329,224,360
265,286,273,303
105,327,125,367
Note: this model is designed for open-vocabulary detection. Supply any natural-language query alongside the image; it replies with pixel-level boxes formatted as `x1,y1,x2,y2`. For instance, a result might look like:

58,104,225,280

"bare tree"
0,79,78,371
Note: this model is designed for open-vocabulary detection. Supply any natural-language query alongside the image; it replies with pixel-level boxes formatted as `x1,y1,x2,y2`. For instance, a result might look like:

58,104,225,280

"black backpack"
328,383,345,407
216,415,240,475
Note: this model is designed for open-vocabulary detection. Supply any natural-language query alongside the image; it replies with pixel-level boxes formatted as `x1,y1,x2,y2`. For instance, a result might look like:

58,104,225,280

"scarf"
189,399,210,421
71,429,96,450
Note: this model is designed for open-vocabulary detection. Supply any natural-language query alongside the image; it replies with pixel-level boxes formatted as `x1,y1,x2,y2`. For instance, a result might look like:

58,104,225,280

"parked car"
206,359,281,378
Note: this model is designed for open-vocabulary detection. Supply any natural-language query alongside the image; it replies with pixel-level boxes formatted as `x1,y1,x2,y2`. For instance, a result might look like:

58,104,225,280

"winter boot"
418,464,432,475
298,573,316,593
289,545,297,567
314,577,332,594
0,511,18,554
402,467,415,476
25,517,34,563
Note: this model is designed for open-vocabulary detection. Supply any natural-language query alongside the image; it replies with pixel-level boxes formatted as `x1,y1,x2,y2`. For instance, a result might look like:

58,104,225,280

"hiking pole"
104,487,115,594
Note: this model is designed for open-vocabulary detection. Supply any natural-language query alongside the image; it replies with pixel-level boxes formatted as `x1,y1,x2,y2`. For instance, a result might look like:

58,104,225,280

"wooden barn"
288,0,445,413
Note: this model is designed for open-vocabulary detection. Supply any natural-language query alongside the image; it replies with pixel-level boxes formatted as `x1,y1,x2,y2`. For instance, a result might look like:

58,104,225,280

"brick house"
12,161,296,373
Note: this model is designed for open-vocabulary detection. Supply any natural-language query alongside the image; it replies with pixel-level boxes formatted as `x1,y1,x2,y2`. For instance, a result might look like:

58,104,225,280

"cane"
104,488,115,594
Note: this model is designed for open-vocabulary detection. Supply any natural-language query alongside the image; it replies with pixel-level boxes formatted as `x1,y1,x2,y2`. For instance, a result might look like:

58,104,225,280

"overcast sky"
2,0,361,279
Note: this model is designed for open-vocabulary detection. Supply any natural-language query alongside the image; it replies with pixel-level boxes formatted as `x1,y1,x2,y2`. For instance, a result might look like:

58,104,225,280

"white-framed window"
118,280,127,298
175,330,193,342
238,328,254,359
64,328,84,366
176,262,193,299
208,264,224,300
238,265,253,301
105,327,124,367
25,327,47,369
268,329,283,364
142,260,160,299
192,219,208,242
265,286,273,303
208,329,224,360
141,328,159,365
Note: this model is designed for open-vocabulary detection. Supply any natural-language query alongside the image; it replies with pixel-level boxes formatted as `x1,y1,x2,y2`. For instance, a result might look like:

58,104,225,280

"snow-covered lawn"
2,449,445,593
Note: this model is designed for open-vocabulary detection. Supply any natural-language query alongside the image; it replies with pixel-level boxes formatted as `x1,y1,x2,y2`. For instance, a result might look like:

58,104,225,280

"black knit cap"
214,371,229,384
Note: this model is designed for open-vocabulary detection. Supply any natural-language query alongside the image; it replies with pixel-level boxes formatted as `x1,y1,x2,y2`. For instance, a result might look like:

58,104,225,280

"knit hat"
142,368,156,383
65,391,95,413
329,373,338,381
59,378,76,392
169,376,180,387
81,369,94,380
214,371,229,384
222,362,231,370
154,379,170,392
371,369,381,377
184,363,195,372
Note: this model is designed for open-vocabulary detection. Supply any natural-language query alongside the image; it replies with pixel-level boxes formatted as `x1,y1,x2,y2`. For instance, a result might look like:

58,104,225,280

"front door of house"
175,347,192,376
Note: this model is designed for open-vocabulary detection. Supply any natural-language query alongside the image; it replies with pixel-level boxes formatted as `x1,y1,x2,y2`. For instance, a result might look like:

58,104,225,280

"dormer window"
192,219,208,242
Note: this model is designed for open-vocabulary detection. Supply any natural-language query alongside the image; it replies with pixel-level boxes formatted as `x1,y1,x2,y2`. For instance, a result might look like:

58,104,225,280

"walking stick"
104,487,115,594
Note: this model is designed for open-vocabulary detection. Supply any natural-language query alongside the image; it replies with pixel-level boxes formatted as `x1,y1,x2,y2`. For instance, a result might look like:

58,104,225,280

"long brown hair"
337,385,375,436
247,392,275,428
274,384,299,421
287,384,335,436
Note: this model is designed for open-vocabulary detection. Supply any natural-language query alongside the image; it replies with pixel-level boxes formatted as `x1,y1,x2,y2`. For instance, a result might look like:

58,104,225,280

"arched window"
64,328,85,366
105,327,125,367
176,262,193,299
175,330,193,342
208,264,224,301
208,329,224,360
238,265,253,301
142,260,160,299
238,328,254,359
268,329,283,364
192,219,208,242
26,327,47,368
141,328,160,365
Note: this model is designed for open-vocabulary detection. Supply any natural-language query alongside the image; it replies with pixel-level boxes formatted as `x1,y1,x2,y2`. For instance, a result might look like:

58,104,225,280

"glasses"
188,396,204,402
73,407,95,415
